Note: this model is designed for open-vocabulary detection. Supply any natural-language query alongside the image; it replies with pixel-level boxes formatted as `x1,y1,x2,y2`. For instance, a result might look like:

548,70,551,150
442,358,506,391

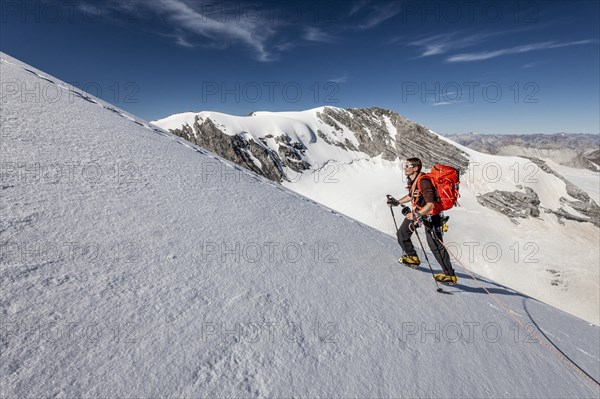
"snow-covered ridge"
2,52,599,397
152,106,470,183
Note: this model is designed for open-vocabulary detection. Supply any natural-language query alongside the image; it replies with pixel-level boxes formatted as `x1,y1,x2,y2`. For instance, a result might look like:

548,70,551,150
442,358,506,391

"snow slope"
2,52,599,398
153,109,600,326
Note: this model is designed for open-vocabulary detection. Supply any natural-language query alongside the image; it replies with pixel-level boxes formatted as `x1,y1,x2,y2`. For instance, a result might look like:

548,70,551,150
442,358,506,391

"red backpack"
411,165,460,215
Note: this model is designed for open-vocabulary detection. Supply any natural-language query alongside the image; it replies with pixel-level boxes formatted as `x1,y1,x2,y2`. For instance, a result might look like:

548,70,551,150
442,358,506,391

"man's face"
404,163,417,176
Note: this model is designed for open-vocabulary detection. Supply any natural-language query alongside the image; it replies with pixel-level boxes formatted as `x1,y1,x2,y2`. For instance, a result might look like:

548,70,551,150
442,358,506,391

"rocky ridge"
167,107,470,182
476,158,599,228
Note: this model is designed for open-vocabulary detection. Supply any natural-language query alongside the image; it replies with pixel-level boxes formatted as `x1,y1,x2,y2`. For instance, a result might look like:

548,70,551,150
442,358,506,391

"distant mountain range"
446,132,600,170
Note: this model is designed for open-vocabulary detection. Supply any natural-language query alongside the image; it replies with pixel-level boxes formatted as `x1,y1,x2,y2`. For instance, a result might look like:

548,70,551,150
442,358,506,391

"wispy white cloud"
91,0,407,62
164,31,194,48
383,35,404,46
175,36,193,48
123,0,277,61
357,1,403,30
329,74,349,83
408,27,538,57
432,100,462,106
273,41,297,52
447,39,596,62
303,27,337,43
302,1,404,45
409,33,458,56
300,1,405,45
349,0,370,16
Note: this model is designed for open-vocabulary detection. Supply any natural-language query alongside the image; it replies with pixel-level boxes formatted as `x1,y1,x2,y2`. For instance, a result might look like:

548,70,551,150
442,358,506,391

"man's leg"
397,217,418,256
425,218,455,276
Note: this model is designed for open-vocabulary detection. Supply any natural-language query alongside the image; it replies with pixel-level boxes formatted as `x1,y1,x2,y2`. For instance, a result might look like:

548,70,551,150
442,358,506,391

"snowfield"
1,52,599,398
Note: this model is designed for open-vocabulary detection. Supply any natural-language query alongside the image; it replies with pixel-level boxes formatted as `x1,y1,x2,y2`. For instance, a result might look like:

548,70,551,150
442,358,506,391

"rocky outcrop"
546,201,600,228
526,158,600,227
477,187,541,224
526,158,589,201
476,158,600,227
583,148,600,168
317,107,397,160
174,117,292,181
272,134,311,174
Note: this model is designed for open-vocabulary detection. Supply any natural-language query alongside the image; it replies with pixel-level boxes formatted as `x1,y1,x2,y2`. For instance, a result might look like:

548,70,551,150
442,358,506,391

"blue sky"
1,0,599,134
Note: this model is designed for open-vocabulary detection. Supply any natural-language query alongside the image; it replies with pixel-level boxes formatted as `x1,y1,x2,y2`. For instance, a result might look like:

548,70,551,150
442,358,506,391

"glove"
412,213,431,228
412,213,423,228
386,195,399,207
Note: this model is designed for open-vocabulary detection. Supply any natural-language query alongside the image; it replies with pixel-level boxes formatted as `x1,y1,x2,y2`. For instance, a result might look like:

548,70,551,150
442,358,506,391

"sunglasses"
403,164,415,168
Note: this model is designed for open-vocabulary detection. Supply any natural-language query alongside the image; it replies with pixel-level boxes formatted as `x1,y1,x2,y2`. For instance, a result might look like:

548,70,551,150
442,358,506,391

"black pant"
397,214,455,276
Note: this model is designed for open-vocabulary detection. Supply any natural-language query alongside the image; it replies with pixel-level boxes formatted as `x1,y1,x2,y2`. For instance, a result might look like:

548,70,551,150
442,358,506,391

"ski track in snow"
1,52,600,398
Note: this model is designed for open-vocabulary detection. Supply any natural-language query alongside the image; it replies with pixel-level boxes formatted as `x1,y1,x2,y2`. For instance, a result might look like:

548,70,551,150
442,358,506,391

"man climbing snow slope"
387,158,458,284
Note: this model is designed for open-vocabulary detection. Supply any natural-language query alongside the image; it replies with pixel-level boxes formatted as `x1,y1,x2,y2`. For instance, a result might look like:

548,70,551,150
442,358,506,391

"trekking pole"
413,225,443,293
386,195,399,230
389,207,398,230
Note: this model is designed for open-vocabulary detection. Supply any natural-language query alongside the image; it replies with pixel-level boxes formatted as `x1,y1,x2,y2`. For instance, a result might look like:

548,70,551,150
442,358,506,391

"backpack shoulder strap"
410,173,429,206
413,173,432,192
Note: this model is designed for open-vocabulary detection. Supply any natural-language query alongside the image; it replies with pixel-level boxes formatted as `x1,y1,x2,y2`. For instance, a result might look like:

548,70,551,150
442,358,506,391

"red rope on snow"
429,230,600,391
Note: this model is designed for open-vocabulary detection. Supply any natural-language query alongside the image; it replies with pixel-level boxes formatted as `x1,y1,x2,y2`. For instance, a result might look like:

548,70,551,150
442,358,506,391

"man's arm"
397,194,411,204
416,178,436,216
